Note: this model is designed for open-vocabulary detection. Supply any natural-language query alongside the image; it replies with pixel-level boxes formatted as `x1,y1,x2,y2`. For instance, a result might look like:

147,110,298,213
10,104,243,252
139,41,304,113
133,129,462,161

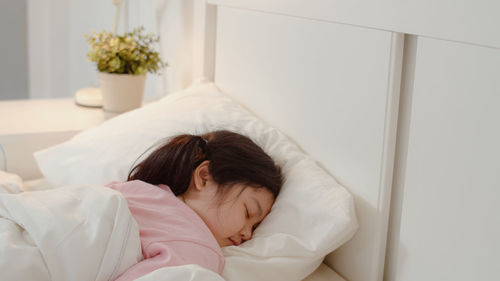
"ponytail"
128,130,282,198
128,134,208,195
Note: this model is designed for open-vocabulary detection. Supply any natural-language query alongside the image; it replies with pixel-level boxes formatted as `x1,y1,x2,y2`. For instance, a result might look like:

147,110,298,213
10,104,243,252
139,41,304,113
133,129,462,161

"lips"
229,238,239,246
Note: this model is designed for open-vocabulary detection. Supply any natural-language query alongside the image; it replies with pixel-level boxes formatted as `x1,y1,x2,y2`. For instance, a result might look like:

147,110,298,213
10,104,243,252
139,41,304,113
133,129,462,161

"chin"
216,239,228,248
219,238,234,247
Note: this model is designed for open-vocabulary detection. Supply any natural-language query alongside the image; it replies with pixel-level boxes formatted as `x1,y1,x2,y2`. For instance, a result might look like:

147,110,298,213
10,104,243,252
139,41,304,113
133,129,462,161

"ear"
193,160,211,191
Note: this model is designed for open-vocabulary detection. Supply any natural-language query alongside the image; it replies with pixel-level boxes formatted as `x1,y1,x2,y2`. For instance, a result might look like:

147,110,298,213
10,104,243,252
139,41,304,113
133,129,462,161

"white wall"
209,0,500,49
27,0,162,100
386,36,500,281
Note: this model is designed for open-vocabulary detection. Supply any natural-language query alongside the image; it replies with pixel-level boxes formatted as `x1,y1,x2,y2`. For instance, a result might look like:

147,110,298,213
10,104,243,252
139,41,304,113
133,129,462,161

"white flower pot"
98,72,146,113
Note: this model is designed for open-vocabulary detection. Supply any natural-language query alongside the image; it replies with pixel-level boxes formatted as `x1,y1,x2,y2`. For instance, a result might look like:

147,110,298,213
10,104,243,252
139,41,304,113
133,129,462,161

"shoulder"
106,180,173,196
106,180,154,189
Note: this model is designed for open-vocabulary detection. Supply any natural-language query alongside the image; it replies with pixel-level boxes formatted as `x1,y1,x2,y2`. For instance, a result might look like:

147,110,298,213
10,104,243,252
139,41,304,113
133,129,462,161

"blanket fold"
0,184,142,281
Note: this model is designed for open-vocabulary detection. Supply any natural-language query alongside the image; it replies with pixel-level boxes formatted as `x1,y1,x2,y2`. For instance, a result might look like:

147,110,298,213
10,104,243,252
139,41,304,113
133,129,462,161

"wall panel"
209,0,500,49
392,36,500,281
214,6,402,281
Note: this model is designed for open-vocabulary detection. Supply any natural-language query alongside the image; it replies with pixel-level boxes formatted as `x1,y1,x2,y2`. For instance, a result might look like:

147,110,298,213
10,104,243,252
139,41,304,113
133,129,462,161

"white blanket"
0,184,143,281
0,171,225,281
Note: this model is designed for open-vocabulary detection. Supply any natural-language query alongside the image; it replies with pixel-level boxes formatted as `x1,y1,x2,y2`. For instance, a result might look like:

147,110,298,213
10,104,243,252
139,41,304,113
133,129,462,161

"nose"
241,224,253,241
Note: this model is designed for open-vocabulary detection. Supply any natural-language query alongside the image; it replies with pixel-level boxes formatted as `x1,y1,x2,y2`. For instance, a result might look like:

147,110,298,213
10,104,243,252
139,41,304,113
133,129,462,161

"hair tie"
198,136,208,145
197,136,209,154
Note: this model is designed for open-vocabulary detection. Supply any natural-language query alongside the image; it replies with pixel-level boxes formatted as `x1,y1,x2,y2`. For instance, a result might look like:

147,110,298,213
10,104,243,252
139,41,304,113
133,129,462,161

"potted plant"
85,27,166,113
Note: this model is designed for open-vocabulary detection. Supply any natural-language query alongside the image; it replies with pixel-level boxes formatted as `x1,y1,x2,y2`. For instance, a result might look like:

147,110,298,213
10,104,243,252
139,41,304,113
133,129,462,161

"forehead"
236,185,275,211
242,186,273,199
219,184,274,204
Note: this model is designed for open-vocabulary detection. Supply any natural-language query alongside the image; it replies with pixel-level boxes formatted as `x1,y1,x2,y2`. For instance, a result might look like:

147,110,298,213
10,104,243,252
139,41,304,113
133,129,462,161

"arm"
114,241,223,281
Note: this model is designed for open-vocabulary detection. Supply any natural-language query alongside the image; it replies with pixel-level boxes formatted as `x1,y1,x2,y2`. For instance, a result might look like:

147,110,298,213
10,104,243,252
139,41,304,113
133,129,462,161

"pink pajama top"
107,180,224,281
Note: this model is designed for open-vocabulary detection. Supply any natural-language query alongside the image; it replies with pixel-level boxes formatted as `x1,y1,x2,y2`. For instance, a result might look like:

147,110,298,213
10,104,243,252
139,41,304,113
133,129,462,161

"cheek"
215,205,245,234
203,208,224,231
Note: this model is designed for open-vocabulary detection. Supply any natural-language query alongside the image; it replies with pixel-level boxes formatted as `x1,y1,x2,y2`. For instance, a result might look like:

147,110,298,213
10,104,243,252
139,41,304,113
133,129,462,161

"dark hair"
128,130,282,198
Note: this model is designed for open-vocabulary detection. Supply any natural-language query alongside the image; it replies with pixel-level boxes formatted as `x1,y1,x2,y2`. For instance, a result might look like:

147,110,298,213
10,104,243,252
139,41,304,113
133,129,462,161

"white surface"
303,263,346,281
34,82,357,281
390,37,500,281
99,73,146,113
156,0,213,94
0,98,106,179
208,0,500,49
0,183,142,281
75,87,103,107
27,0,70,99
383,34,419,281
213,7,401,281
135,265,225,281
1,132,78,180
0,98,105,135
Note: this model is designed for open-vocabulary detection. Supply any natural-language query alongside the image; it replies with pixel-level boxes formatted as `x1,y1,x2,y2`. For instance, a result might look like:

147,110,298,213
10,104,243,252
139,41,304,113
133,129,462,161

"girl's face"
181,161,275,247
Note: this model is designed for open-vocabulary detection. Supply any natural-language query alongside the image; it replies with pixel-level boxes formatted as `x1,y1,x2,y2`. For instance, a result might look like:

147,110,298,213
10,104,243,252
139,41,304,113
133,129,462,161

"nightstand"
0,98,108,180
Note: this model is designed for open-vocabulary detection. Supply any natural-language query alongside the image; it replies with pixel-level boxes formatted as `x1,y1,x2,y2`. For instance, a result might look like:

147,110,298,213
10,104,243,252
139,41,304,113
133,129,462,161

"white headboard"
161,1,403,281
155,1,500,281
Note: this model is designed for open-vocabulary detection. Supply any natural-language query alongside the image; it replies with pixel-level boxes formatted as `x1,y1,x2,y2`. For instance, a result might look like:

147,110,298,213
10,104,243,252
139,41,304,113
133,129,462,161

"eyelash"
245,205,257,232
245,207,257,232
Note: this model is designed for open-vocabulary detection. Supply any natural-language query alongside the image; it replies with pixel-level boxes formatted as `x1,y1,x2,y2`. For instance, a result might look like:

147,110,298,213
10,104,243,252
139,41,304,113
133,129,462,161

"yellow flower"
109,57,121,70
85,27,166,74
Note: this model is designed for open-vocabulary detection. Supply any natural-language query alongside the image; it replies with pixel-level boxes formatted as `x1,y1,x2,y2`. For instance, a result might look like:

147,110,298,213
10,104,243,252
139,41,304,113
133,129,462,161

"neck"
177,195,187,204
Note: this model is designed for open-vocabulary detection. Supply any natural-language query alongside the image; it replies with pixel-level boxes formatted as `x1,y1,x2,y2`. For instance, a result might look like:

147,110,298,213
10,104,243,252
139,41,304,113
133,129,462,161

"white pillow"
35,82,358,281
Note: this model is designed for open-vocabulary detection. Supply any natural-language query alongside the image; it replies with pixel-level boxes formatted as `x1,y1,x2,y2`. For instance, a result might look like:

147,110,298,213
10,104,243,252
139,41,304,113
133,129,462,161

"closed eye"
252,222,261,232
245,206,250,219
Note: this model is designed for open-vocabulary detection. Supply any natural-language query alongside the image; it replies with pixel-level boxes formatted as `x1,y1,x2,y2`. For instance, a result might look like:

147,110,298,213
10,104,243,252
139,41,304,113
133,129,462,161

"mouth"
228,238,239,246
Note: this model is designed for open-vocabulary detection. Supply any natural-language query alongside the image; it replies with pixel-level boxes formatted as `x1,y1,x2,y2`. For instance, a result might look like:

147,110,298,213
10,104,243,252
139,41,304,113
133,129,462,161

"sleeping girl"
107,130,283,280
0,130,282,281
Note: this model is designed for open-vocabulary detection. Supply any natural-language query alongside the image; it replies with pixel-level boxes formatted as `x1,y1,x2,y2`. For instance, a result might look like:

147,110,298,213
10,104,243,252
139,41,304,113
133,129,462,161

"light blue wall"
0,0,28,100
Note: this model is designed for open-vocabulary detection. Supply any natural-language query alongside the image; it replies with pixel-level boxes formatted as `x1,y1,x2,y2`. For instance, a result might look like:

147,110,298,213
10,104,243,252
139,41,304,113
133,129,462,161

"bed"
0,1,401,281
